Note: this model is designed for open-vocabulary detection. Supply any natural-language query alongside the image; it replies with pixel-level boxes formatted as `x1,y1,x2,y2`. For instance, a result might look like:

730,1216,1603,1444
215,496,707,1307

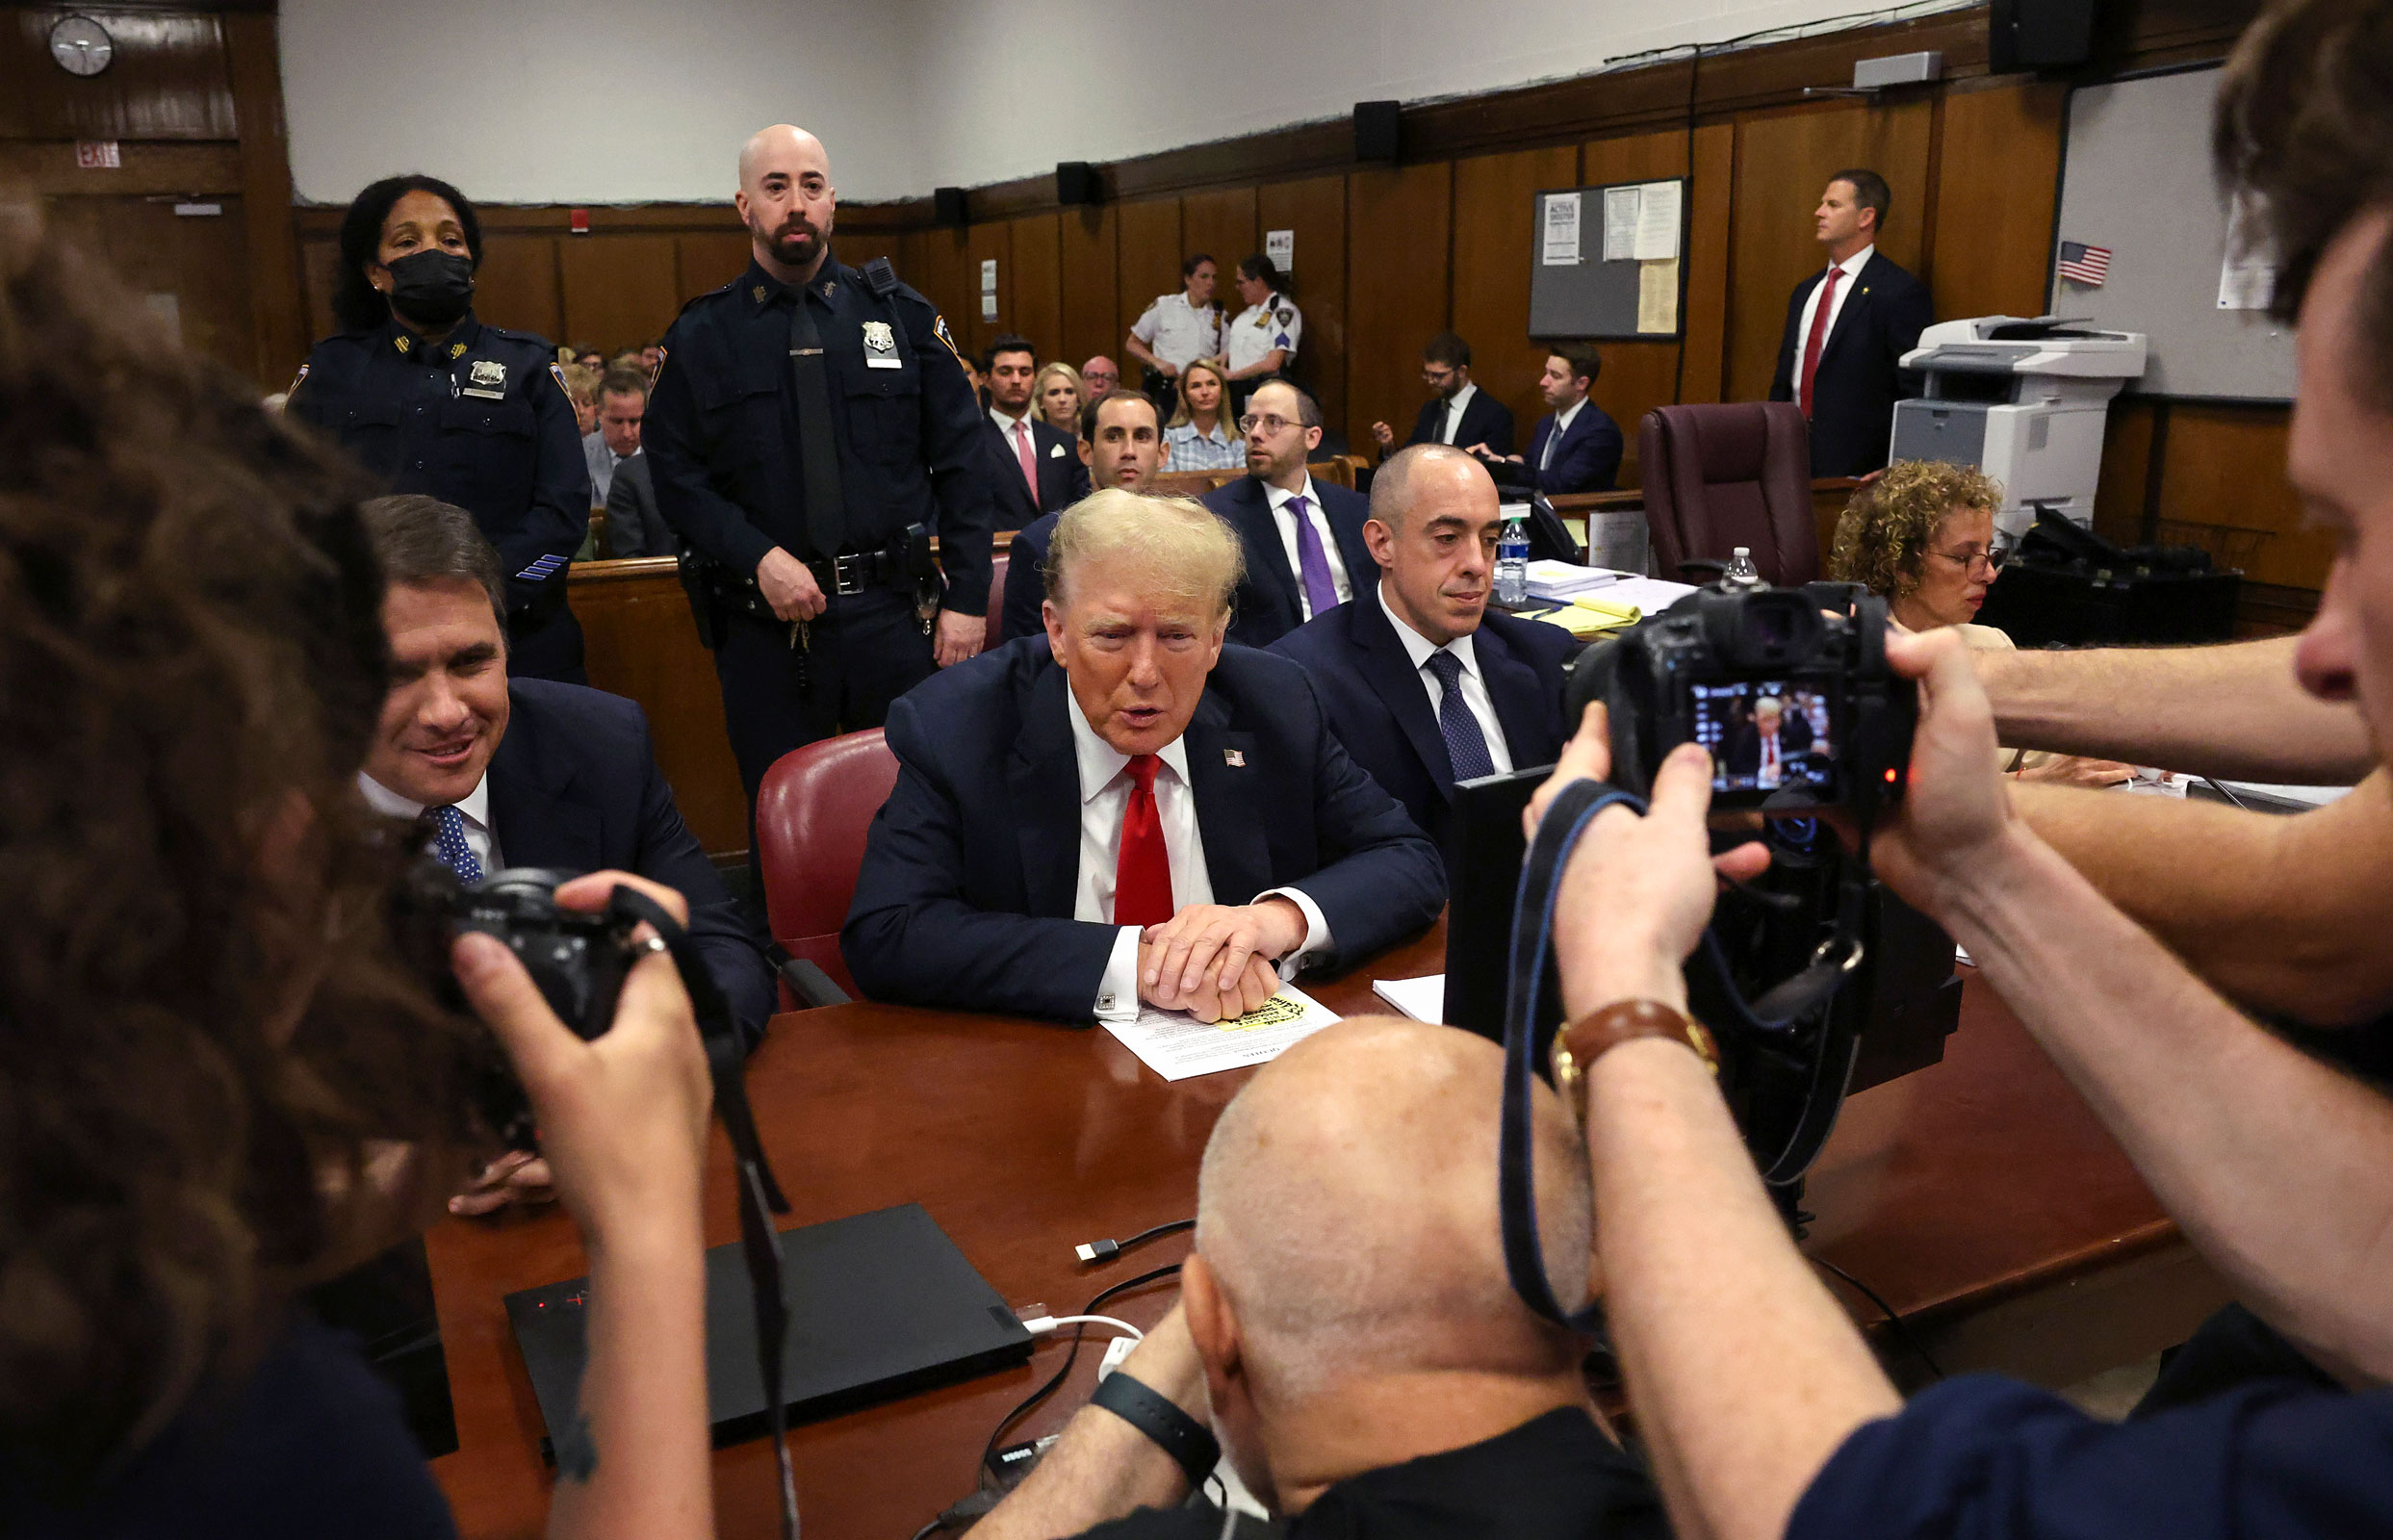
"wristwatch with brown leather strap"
1549,998,1719,1129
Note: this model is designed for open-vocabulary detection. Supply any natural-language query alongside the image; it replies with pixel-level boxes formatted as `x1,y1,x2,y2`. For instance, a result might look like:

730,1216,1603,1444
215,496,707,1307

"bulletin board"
2050,63,2297,402
1527,177,1689,341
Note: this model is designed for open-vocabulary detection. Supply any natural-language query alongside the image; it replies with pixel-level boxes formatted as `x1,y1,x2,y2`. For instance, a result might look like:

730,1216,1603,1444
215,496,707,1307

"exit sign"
75,141,119,169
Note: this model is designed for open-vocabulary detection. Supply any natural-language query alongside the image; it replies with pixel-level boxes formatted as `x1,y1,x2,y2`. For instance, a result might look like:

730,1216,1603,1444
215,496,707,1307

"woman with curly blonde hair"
1830,461,2130,784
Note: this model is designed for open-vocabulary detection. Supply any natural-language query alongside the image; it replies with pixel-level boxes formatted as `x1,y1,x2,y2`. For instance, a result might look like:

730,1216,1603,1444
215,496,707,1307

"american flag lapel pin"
1224,748,1246,767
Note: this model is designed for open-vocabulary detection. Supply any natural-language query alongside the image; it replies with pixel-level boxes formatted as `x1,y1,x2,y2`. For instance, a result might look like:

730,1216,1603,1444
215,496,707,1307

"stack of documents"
1369,975,1446,1023
1525,559,1620,602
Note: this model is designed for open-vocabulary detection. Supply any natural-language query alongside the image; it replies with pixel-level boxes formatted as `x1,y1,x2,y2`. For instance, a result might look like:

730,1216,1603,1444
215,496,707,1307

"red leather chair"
1638,402,1820,586
755,728,899,1002
986,552,1009,637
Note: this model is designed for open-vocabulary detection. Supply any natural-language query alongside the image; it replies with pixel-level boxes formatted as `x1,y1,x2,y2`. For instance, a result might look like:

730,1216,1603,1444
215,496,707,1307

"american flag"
2057,241,2112,287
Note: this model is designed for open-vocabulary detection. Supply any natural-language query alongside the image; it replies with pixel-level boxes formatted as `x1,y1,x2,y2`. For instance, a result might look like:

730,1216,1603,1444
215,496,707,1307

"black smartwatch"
1090,1369,1220,1489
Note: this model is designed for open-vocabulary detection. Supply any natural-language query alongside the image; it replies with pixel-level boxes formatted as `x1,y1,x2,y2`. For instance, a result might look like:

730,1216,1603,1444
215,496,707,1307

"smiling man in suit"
843,488,1443,1024
1371,332,1518,459
1202,380,1376,647
1271,445,1577,845
985,334,1090,528
1767,168,1934,477
356,496,775,1213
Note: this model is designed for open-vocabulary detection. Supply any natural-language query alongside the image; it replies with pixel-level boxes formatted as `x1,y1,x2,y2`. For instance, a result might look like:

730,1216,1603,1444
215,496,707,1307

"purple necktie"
1288,494,1339,618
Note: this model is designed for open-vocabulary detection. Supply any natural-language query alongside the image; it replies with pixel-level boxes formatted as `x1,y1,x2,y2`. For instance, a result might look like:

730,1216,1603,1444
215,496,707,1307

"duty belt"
806,547,911,597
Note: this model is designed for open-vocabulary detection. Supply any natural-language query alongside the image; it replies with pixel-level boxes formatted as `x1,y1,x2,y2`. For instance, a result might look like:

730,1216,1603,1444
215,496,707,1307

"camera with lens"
1568,580,1916,820
393,861,643,1149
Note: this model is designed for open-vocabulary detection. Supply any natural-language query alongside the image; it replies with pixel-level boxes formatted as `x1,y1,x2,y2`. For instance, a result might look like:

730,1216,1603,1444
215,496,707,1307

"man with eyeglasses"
1371,332,1516,460
1202,380,1376,647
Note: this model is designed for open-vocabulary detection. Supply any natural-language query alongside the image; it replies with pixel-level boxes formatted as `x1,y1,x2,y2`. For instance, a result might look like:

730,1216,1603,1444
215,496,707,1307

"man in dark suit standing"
1369,332,1516,459
1503,346,1623,494
984,334,1090,530
356,496,776,1214
1272,446,1577,845
999,389,1169,643
844,489,1443,1024
1767,168,1935,477
1201,380,1376,647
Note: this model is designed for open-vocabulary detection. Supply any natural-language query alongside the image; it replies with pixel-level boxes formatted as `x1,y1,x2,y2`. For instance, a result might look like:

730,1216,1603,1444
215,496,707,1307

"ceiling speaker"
1354,100,1401,164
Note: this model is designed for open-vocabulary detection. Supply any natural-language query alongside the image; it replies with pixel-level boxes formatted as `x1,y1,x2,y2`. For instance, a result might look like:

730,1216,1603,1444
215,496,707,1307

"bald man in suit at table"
843,488,1443,1024
1271,446,1575,845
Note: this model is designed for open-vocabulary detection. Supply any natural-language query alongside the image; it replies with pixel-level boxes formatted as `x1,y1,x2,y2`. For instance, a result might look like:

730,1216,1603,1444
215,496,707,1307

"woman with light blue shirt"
1163,359,1244,473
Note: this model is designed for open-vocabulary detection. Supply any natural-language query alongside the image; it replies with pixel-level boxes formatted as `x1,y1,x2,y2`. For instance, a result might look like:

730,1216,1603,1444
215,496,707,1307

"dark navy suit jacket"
1272,597,1576,844
1523,402,1625,494
1200,475,1378,648
999,510,1061,643
841,639,1445,1020
1407,390,1517,456
491,680,775,1051
983,414,1089,530
1766,249,1933,477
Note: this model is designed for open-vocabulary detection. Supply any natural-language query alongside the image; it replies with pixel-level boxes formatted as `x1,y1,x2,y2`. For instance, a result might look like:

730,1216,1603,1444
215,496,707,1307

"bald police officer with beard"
645,124,992,855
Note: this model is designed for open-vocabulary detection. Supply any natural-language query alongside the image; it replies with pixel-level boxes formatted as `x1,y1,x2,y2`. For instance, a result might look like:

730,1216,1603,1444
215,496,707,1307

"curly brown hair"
0,205,484,1486
1827,459,2003,599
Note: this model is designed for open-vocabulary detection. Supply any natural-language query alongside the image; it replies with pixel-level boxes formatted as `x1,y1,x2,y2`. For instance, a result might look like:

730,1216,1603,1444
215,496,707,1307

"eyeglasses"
1927,544,2010,576
1238,413,1298,436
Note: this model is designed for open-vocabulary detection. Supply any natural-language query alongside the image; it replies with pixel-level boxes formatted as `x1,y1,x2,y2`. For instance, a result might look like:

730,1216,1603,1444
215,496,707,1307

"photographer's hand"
451,869,713,1540
450,1149,554,1218
1859,629,2022,920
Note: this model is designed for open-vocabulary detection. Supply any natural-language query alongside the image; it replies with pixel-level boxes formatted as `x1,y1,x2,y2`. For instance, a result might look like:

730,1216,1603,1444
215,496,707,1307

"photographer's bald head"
1184,1016,1611,1513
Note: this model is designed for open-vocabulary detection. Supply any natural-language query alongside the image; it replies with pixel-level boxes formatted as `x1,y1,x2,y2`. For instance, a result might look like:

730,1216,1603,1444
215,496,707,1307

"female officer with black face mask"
288,174,591,681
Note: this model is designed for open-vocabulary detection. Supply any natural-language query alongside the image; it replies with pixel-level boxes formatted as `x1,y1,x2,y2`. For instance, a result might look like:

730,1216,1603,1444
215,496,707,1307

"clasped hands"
1137,896,1308,1022
1526,629,2023,1021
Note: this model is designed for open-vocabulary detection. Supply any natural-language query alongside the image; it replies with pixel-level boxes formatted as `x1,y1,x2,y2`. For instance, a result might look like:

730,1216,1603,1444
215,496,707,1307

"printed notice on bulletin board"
1542,192,1582,265
1529,175,1689,340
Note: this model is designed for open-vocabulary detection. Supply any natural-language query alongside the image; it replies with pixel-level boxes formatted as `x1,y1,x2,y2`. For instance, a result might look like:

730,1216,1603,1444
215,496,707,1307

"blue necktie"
1424,651,1496,782
430,804,485,886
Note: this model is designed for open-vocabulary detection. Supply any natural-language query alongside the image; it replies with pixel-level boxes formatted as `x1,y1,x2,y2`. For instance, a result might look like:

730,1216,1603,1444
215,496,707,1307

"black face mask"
384,249,475,328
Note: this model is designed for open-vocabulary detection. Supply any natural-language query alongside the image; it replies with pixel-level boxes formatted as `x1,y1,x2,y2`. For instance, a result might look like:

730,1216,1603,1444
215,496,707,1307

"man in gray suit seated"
595,370,676,557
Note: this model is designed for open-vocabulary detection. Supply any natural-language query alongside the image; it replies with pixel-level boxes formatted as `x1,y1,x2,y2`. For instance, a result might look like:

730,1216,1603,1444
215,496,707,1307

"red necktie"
1014,420,1039,498
1114,755,1174,928
1798,265,1840,420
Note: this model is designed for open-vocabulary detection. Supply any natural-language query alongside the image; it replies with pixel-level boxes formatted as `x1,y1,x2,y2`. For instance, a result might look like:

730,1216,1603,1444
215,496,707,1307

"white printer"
1891,317,2147,538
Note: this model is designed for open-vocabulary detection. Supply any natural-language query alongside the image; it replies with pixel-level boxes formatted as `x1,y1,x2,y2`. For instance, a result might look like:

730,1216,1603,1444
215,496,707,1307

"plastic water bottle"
1495,515,1531,606
1723,545,1763,590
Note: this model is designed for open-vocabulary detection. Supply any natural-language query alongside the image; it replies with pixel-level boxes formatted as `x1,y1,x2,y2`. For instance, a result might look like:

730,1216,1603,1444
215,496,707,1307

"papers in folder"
1101,986,1340,1081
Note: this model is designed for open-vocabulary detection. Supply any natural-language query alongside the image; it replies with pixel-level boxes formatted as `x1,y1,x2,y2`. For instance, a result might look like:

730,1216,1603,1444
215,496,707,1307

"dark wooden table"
427,922,2226,1539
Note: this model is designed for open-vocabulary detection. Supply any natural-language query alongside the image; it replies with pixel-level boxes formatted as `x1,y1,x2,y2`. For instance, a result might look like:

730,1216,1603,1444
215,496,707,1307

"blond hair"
1828,459,2003,598
1043,487,1245,616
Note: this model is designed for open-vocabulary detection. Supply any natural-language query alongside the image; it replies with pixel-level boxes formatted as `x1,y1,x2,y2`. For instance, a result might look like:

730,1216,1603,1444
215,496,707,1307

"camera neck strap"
604,885,801,1540
1499,781,1875,1327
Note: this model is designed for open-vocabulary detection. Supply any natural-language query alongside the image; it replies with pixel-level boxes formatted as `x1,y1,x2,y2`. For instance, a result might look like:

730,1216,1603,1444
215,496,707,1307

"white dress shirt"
1540,397,1586,469
1437,382,1478,445
1129,292,1222,371
359,771,502,872
1064,693,1330,1021
1264,475,1354,621
1378,586,1514,775
1792,244,1874,409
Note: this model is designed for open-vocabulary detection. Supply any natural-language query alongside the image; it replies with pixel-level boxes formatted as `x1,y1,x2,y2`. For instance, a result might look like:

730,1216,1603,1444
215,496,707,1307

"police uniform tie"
1287,494,1340,620
1114,755,1174,929
429,804,485,886
1424,650,1496,783
786,289,848,559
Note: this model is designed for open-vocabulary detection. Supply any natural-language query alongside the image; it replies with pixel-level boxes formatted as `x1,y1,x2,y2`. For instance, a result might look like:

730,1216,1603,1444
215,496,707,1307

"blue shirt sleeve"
1788,1373,2393,1540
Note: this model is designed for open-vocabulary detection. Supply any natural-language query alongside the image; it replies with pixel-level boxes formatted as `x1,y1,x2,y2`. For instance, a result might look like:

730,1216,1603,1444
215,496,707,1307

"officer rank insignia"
862,319,901,370
548,361,572,396
462,358,508,399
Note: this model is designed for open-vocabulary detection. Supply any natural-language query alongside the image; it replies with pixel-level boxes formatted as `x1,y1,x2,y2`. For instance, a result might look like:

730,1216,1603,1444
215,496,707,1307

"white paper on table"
1542,192,1583,266
1600,575,1699,612
1102,985,1341,1081
1637,259,1680,332
1370,974,1446,1022
1633,180,1683,260
1602,186,1639,262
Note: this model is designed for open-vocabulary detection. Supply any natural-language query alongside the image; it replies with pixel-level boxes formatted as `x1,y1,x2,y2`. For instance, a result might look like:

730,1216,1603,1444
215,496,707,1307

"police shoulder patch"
931,314,967,368
549,362,570,394
286,361,309,397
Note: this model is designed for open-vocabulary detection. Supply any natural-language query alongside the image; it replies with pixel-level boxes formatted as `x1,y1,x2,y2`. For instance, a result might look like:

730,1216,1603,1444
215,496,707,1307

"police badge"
462,357,508,399
862,319,902,370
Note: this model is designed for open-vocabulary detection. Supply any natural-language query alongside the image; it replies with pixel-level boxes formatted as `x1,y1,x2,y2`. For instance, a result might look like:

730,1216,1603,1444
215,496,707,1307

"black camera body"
1572,581,1915,820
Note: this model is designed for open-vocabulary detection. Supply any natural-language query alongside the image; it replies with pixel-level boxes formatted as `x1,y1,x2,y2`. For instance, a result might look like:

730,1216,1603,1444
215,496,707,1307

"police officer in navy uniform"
643,123,992,858
286,174,591,682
